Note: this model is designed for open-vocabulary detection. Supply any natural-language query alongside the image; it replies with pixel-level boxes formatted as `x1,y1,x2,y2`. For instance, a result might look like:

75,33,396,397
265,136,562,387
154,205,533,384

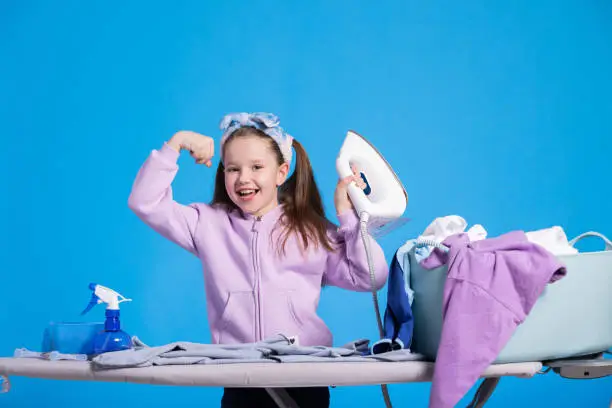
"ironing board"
1,355,610,407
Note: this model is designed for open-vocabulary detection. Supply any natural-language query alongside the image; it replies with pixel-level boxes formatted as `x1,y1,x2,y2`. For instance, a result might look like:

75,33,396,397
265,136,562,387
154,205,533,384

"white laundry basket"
409,231,612,364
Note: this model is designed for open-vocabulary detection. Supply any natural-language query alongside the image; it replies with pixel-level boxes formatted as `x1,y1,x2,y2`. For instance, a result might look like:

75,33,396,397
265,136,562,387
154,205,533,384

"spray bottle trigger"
81,293,100,316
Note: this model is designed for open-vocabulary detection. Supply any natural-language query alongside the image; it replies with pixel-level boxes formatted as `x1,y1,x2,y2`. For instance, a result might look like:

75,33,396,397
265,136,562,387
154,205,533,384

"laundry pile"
375,215,574,408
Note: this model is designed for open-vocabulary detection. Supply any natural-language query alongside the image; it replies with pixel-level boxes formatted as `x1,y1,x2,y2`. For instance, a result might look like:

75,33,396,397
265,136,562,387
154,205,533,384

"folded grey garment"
93,335,297,369
130,335,369,354
92,334,419,369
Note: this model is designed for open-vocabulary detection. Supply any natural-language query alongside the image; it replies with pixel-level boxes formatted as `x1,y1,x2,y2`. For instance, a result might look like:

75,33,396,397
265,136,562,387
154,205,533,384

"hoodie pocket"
261,289,304,339
217,291,255,344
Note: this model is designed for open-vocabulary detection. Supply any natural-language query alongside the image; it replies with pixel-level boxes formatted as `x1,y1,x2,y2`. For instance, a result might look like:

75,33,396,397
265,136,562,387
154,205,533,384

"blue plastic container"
41,322,104,355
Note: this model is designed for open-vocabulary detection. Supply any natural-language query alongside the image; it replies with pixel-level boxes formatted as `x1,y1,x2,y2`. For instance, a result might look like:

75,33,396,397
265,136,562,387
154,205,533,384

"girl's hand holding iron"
168,130,215,167
335,165,367,215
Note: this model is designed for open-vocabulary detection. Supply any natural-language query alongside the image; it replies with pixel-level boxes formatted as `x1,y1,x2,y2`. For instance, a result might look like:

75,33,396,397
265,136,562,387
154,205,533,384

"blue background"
1,1,610,406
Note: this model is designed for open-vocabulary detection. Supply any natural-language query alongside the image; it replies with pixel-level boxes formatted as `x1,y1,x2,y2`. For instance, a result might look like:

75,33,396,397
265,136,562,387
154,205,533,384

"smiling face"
222,135,289,217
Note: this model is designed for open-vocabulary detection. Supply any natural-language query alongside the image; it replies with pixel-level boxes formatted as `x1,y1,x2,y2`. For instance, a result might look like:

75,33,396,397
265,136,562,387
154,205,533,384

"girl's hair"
211,126,336,255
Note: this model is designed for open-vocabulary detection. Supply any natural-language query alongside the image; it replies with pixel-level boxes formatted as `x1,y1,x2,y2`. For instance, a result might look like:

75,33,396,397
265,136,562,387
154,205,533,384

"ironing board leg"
265,388,300,408
466,377,501,408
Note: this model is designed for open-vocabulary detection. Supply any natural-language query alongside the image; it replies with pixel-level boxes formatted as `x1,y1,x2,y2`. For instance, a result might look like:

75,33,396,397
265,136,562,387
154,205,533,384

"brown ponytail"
277,139,335,254
211,127,335,256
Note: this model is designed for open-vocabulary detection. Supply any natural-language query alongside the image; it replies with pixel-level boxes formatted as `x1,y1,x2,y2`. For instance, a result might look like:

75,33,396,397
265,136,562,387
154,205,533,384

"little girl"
128,112,389,408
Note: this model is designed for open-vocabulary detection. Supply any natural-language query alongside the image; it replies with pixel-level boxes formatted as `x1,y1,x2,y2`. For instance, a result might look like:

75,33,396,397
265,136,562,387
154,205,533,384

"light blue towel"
395,239,434,306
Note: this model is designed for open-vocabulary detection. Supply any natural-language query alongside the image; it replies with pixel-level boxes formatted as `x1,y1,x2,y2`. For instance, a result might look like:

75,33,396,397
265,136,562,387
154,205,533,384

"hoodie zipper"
251,215,263,341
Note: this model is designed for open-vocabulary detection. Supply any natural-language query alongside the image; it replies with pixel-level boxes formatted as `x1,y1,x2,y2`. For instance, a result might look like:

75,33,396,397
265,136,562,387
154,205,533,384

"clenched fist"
168,130,215,167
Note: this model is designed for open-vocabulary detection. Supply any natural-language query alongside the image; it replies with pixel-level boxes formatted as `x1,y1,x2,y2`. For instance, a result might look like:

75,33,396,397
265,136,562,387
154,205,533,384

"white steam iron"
336,130,409,237
336,130,409,408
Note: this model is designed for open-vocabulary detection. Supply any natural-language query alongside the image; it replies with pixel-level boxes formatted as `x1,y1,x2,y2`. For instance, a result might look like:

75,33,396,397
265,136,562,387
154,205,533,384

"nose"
237,169,252,184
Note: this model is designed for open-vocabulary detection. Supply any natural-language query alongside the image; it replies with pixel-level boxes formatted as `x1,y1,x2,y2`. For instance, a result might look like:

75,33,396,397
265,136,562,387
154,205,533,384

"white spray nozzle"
81,283,132,315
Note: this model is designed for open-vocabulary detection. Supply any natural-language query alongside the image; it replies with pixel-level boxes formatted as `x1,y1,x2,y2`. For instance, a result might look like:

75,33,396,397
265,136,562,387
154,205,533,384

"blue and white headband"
219,112,294,165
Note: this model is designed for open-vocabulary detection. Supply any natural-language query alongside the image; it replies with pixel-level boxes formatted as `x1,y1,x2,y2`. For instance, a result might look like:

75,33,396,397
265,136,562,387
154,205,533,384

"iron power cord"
359,211,393,408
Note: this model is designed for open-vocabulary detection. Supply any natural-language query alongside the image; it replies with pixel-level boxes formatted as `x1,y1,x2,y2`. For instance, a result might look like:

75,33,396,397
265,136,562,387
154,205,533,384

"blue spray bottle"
81,283,133,354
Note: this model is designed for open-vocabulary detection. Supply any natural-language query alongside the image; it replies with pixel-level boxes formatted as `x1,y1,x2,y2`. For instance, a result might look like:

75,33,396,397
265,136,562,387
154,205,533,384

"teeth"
238,189,256,196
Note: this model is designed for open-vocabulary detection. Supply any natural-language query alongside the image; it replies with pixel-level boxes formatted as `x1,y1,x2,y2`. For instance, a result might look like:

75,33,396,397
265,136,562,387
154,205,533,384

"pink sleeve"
323,210,389,291
127,143,214,256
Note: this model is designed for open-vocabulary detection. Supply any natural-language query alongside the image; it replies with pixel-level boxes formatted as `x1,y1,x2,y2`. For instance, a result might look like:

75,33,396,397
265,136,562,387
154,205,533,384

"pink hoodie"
127,143,389,346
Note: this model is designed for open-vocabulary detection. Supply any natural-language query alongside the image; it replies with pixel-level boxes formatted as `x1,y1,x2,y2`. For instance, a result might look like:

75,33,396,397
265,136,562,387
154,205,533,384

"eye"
253,164,264,171
225,167,238,173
